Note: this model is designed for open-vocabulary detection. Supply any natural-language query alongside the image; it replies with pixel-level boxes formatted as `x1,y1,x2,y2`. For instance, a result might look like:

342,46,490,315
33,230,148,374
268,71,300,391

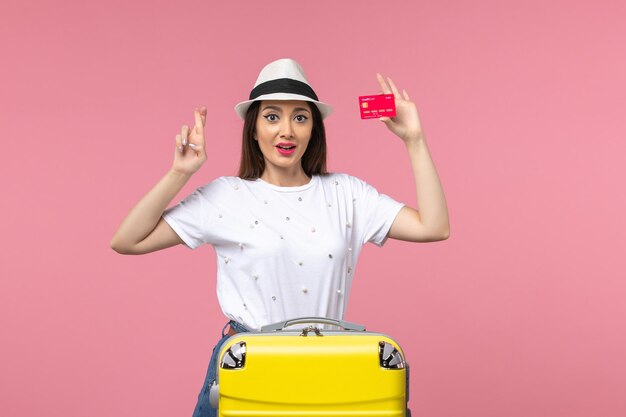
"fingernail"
178,145,183,153
183,137,187,146
189,143,196,148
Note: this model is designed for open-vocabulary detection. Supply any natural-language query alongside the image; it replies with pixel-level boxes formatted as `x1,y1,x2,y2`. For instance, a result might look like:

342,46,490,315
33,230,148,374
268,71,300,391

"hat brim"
234,93,333,120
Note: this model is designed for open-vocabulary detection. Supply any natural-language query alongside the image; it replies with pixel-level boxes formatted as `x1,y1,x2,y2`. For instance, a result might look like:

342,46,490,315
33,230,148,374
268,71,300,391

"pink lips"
276,142,296,156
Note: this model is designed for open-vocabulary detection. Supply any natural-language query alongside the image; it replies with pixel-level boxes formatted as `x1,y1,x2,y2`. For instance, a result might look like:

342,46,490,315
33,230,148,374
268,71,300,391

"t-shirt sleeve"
348,175,405,247
162,185,213,249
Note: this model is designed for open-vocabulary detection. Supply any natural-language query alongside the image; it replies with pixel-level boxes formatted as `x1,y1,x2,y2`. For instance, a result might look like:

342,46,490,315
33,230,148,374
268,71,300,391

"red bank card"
358,94,396,119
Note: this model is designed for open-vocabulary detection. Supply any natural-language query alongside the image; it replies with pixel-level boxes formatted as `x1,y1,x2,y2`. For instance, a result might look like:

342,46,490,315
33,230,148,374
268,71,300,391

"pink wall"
2,0,625,416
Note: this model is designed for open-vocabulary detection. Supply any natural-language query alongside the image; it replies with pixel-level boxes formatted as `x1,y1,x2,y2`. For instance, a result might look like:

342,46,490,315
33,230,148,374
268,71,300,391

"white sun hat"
234,58,333,120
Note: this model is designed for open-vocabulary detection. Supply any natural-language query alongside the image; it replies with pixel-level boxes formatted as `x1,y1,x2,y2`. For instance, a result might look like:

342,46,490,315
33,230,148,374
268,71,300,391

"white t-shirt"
162,173,404,330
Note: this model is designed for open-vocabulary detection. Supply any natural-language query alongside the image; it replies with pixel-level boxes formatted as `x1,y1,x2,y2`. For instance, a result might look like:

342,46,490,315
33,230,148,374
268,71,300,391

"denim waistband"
221,320,251,337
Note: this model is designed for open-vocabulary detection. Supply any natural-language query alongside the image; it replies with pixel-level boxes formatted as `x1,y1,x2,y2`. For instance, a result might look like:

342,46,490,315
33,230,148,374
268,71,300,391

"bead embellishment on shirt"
298,197,302,201
311,227,316,233
346,222,352,228
286,217,290,221
272,296,276,301
224,257,230,264
253,273,259,280
337,289,342,295
328,254,333,259
238,242,244,249
298,261,303,266
218,214,223,218
347,266,353,273
302,287,308,294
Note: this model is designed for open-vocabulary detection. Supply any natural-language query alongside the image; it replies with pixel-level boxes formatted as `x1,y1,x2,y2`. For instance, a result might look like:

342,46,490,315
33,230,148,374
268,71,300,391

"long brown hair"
237,101,328,179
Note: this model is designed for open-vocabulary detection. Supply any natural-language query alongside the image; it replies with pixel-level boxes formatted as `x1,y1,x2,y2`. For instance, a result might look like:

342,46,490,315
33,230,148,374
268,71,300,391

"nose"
279,118,294,138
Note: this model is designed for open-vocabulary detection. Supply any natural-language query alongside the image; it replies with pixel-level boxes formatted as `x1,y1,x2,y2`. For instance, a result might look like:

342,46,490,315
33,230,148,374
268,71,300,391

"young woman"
111,58,449,417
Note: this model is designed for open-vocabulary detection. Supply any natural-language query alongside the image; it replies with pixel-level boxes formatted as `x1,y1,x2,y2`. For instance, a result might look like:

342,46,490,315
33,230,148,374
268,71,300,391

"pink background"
2,0,625,416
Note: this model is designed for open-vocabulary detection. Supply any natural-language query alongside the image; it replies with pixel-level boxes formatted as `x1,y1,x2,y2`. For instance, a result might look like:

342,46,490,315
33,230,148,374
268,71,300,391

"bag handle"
260,316,366,332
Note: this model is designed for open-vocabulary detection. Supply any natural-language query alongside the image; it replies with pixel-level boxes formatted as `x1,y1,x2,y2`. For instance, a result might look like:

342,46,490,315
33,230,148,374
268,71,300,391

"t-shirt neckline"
255,175,318,192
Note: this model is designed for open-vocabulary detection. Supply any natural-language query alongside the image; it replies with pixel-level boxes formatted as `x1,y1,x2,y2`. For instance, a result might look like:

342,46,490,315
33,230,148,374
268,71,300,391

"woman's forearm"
405,134,450,236
110,169,191,251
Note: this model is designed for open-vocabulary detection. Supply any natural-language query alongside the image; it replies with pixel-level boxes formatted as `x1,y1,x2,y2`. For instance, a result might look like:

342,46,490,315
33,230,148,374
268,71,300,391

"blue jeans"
191,320,250,417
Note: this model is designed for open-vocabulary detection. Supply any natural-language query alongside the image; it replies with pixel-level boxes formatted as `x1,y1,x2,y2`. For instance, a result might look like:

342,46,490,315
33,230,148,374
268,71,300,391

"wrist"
168,167,193,182
403,132,425,147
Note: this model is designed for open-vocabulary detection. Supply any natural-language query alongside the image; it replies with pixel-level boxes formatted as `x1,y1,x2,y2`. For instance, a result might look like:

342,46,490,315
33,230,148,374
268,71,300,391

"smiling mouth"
276,144,296,150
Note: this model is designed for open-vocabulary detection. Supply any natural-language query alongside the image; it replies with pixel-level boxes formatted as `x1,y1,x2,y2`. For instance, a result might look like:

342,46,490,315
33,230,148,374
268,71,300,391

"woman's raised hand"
172,106,208,175
376,74,424,143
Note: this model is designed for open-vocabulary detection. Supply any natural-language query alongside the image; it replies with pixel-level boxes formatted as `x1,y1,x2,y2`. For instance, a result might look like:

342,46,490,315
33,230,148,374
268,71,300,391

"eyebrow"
261,105,311,114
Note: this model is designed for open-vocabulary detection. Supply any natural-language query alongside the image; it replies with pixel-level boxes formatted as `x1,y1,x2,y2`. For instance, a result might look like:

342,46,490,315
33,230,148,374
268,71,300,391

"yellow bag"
210,317,410,417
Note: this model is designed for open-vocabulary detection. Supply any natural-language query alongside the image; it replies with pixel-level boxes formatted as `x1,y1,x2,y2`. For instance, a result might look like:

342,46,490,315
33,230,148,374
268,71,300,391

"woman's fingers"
403,89,410,100
376,73,392,94
377,74,406,103
175,133,183,153
176,107,207,158
181,125,190,147
173,111,208,176
386,77,401,98
194,106,207,131
191,107,207,150
187,141,203,153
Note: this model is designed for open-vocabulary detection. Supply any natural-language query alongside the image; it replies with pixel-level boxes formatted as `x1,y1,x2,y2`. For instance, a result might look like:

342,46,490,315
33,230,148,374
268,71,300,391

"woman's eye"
264,114,279,122
295,115,308,122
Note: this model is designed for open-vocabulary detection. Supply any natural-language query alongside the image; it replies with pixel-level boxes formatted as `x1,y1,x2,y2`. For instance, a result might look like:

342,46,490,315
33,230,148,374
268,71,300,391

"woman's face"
255,100,313,175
